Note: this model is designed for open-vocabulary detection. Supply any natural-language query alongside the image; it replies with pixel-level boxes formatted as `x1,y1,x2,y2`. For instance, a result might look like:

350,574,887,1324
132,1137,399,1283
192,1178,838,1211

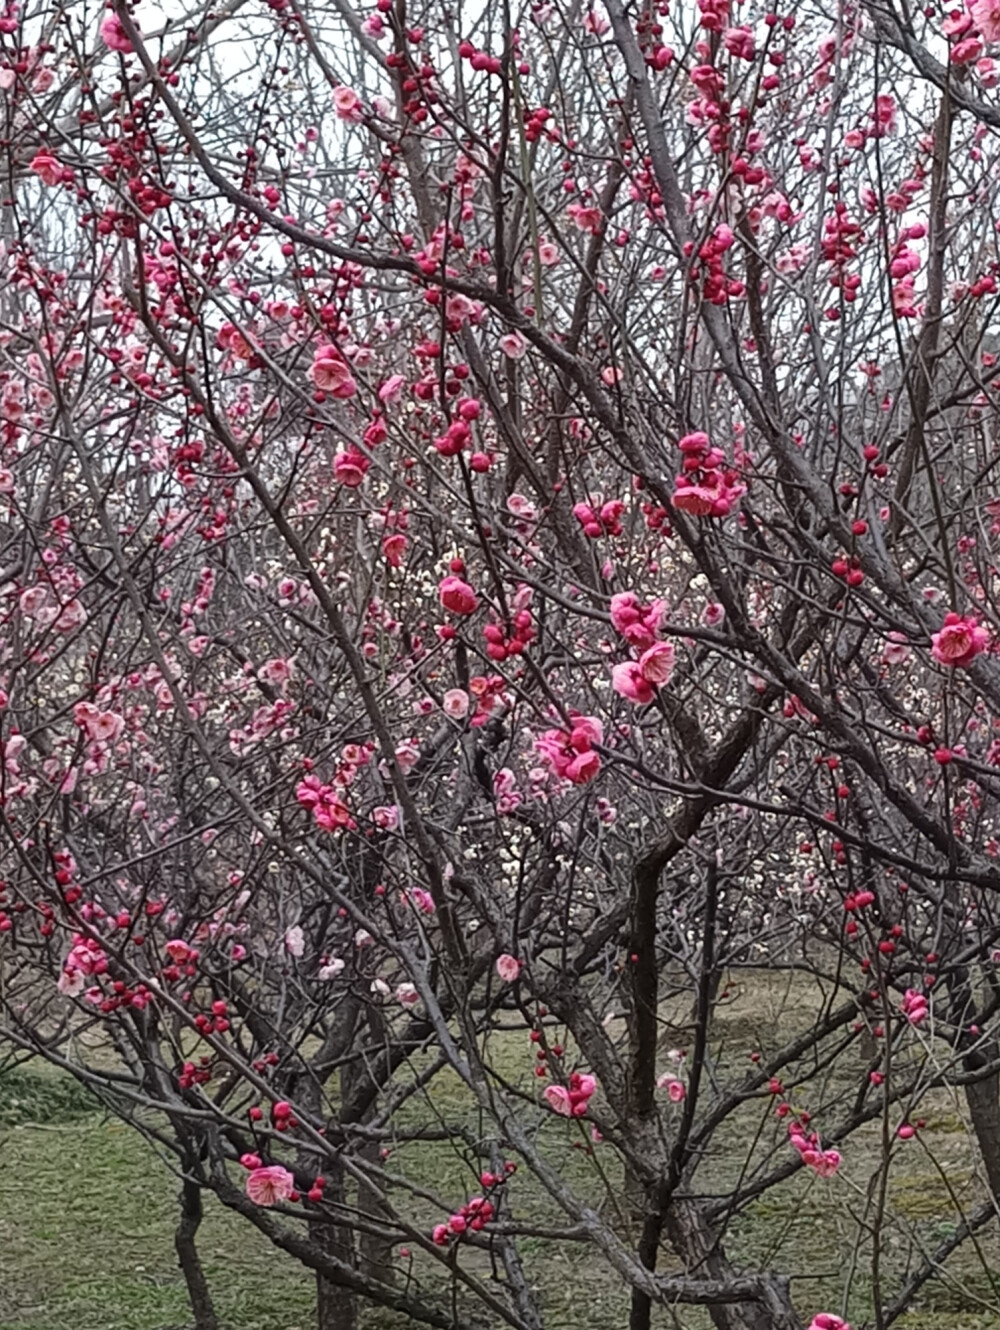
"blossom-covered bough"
4,0,1000,1328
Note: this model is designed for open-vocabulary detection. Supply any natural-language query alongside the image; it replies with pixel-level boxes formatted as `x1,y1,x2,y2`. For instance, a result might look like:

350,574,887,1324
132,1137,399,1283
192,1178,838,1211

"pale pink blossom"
972,0,1000,43
246,1165,295,1207
332,85,363,121
496,954,522,983
544,1084,573,1116
882,632,912,666
657,1074,686,1102
310,349,358,397
378,373,406,402
443,688,470,719
318,958,345,980
284,925,306,958
499,332,527,359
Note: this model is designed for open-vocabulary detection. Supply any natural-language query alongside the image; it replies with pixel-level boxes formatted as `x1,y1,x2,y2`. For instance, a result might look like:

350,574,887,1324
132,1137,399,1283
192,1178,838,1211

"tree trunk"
174,1178,219,1330
357,1136,395,1287
963,1038,1000,1202
665,1201,802,1330
315,1155,357,1330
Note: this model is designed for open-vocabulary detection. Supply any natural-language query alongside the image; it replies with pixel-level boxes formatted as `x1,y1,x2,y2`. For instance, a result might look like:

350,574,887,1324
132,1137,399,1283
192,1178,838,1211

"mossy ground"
2,973,998,1329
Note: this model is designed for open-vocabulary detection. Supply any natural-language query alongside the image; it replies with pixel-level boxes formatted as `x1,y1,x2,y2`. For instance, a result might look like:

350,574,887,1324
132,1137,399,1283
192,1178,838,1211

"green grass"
0,1068,316,1330
3,973,1000,1329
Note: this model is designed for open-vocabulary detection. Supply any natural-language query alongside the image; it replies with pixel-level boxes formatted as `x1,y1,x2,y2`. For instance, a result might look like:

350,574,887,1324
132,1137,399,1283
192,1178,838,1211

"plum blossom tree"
5,0,1000,1328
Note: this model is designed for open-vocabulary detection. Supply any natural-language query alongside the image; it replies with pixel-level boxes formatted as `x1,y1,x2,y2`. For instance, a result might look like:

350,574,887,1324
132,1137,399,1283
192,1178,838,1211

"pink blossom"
378,373,405,402
333,450,369,488
443,688,470,719
544,1084,573,1115
657,1074,686,1102
902,989,928,1025
332,85,363,121
612,661,656,705
310,348,357,397
638,641,675,685
951,36,984,63
246,1165,296,1207
535,715,604,785
100,13,134,52
395,982,420,1005
931,613,990,667
74,702,124,743
808,1318,851,1330
409,888,436,914
499,332,527,359
609,592,666,651
439,576,479,615
723,26,755,59
496,954,522,983
882,632,912,666
318,958,345,980
31,152,62,186
813,1149,842,1178
284,925,305,958
972,0,1000,43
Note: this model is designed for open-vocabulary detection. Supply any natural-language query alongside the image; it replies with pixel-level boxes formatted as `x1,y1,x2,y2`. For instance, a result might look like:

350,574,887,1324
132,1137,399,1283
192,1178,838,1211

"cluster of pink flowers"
888,227,925,318
808,1317,850,1330
73,701,125,744
483,605,535,661
534,714,603,785
296,775,356,831
612,644,675,705
788,1122,841,1178
671,432,746,517
544,1070,597,1117
931,613,990,668
433,397,481,457
610,592,665,649
901,988,929,1025
57,934,109,996
693,222,746,305
432,1166,514,1245
948,0,1000,64
493,768,523,815
609,592,675,704
573,497,625,539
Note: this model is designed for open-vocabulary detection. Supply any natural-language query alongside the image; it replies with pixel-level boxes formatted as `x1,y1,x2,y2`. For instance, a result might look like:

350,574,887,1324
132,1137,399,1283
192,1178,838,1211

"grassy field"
2,973,999,1329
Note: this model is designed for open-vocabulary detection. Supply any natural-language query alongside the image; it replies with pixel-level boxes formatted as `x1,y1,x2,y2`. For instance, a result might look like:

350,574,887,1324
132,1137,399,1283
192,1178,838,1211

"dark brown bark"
174,1178,219,1330
315,1155,358,1330
963,1039,1000,1203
